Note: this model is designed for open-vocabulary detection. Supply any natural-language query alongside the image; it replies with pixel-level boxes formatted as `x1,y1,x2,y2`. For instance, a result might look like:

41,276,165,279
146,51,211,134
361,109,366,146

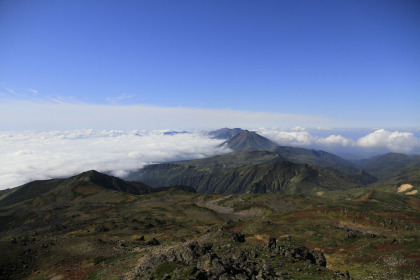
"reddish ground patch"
61,264,97,280
407,197,420,211
300,242,321,251
288,210,317,219
376,211,420,224
90,207,108,213
27,259,98,280
105,209,116,215
234,203,272,212
319,208,341,214
376,243,406,251
349,201,363,205
350,254,379,263
231,223,244,231
407,253,420,265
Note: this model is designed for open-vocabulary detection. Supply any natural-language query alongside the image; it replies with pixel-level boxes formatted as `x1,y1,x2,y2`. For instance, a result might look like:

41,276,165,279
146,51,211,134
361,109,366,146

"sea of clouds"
0,130,229,190
256,128,420,154
1,128,419,190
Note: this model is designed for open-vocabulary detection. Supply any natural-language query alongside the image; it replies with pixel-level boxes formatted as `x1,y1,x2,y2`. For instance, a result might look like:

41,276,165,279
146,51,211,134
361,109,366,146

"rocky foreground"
1,183,419,279
126,233,351,280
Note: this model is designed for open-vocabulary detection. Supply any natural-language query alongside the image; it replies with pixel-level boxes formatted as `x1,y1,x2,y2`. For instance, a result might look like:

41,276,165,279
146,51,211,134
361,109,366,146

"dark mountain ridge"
166,145,358,174
129,160,376,195
218,130,278,150
208,127,244,139
127,143,365,194
0,170,195,208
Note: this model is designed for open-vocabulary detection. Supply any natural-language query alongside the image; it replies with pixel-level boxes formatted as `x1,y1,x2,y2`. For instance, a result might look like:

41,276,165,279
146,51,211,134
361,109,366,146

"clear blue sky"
0,0,419,129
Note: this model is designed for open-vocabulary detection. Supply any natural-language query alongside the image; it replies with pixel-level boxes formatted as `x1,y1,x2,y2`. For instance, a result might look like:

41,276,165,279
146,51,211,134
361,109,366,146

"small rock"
147,238,160,246
346,231,357,239
232,232,246,243
262,260,273,273
161,274,171,280
268,237,276,249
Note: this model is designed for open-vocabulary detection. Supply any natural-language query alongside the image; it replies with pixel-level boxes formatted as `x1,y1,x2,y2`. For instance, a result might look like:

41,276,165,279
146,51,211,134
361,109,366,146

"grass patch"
152,262,184,279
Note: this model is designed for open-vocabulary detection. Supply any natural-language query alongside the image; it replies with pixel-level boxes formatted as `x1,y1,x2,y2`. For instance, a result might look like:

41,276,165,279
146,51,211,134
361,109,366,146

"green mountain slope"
354,152,420,181
368,162,420,192
130,160,376,195
127,145,369,194
270,146,359,174
153,145,358,173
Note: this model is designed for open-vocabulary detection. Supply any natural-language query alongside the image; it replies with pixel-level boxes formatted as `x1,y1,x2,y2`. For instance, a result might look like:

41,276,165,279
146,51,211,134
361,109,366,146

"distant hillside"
271,146,359,174
78,170,153,195
218,130,278,150
129,160,376,195
354,153,420,181
0,170,195,207
208,127,243,139
375,162,420,188
0,178,66,208
127,144,372,195
140,145,359,174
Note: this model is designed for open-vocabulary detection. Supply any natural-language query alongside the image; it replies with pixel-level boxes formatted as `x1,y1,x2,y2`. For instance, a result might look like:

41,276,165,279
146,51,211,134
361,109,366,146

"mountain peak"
209,127,244,139
219,130,278,151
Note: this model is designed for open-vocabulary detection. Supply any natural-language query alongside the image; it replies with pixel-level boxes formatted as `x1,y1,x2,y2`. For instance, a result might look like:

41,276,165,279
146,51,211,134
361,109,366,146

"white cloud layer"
0,130,229,190
256,129,354,147
357,129,420,153
257,128,420,153
1,128,419,190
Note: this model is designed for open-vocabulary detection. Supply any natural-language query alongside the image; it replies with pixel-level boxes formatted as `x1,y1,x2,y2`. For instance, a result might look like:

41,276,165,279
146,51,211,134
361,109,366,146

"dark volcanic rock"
147,238,160,246
268,237,276,249
232,232,246,243
130,237,340,280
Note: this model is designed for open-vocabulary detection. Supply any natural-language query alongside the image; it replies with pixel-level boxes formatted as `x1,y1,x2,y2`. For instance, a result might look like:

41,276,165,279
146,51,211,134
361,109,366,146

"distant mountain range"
126,128,420,195
2,127,419,200
126,129,377,194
